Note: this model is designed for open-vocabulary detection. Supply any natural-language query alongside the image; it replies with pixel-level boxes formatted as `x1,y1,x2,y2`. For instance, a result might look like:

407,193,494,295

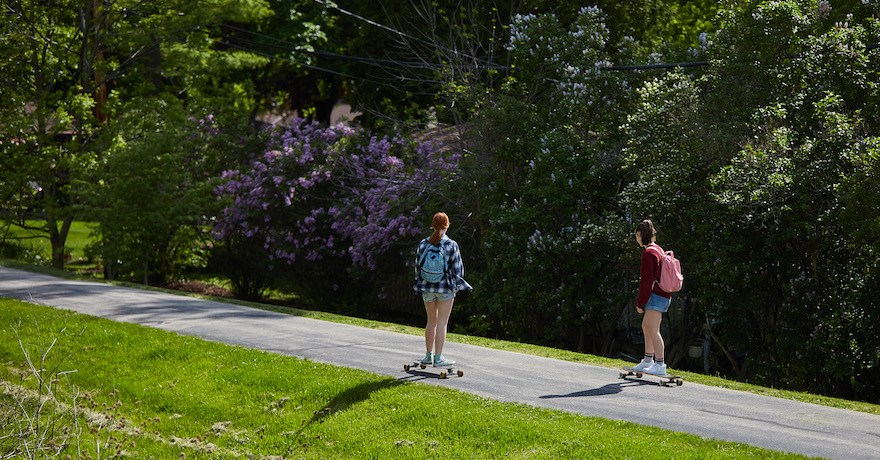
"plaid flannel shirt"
412,235,472,295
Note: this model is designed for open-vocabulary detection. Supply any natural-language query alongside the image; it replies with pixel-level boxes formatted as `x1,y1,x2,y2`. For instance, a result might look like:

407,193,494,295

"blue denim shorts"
422,291,455,302
644,293,671,313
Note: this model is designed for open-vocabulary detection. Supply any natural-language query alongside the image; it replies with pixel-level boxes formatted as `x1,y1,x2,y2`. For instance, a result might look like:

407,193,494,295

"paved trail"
2,266,878,459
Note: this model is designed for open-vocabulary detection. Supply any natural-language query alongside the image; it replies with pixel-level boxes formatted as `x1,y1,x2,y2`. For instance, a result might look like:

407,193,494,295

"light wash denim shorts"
422,291,455,302
644,293,671,313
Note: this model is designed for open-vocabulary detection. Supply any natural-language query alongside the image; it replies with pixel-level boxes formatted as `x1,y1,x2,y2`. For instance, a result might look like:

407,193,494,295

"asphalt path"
2,266,879,459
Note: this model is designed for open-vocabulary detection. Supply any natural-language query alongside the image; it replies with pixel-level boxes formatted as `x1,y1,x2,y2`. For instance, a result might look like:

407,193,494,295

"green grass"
2,220,93,262
0,299,810,459
3,257,880,418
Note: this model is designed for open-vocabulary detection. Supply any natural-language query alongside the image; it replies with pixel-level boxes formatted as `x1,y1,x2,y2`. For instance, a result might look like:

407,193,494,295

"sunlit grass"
0,298,809,459
2,220,94,264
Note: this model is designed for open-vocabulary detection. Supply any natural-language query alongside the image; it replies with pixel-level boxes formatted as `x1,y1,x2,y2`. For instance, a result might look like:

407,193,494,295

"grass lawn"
0,298,812,459
2,220,93,263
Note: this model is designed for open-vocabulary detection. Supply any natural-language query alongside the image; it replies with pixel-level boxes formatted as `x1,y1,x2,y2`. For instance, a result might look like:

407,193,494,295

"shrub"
213,119,459,306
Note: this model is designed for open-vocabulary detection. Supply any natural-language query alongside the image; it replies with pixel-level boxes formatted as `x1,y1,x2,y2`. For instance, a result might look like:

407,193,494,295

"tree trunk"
48,216,72,269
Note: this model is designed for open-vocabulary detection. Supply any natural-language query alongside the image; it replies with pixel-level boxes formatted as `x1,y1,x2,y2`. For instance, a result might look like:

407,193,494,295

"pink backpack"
648,246,684,293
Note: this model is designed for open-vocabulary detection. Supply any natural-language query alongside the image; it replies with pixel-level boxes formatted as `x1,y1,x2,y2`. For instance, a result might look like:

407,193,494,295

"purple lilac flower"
213,118,459,270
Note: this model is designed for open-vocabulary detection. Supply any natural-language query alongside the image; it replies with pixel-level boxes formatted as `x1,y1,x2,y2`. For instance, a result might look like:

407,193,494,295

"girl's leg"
642,309,665,360
424,300,439,353
433,297,455,356
641,312,655,356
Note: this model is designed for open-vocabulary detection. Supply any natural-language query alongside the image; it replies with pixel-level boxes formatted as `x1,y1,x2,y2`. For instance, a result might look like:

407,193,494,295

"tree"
0,0,104,268
0,0,272,268
320,0,719,131
443,8,648,352
622,0,880,401
83,97,222,284
216,0,336,124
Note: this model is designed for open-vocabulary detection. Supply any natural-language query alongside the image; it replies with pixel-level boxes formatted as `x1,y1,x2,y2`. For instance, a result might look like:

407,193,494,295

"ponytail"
429,212,450,245
637,219,656,245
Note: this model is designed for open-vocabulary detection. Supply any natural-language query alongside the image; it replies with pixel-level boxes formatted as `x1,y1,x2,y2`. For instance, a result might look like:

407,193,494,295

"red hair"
429,212,449,245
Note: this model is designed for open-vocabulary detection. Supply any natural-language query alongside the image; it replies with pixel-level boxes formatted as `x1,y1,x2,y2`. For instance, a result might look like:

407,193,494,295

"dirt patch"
162,280,234,298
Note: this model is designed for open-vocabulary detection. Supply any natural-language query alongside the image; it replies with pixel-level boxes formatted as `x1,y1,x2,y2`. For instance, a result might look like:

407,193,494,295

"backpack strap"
645,244,664,286
417,242,431,274
645,244,663,264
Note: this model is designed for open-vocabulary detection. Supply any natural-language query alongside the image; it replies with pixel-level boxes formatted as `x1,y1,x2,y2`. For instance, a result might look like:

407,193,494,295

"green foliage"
457,8,646,351
1,221,94,266
83,97,217,284
221,0,335,123
522,0,719,50
434,0,880,402
0,0,276,270
621,0,880,400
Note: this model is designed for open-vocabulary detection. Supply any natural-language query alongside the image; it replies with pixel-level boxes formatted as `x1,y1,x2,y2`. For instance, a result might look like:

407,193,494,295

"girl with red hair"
413,212,471,367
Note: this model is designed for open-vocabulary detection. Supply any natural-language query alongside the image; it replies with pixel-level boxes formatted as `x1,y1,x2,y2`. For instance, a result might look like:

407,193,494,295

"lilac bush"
213,119,459,276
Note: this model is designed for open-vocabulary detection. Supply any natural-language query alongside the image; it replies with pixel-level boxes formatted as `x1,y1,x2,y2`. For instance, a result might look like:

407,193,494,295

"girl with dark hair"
412,212,471,367
632,219,673,375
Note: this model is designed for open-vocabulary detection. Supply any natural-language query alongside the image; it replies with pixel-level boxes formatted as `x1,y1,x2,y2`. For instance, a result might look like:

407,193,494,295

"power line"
221,23,509,71
602,60,709,71
224,13,880,75
603,42,880,71
219,39,437,95
312,0,417,41
222,24,440,70
310,0,503,70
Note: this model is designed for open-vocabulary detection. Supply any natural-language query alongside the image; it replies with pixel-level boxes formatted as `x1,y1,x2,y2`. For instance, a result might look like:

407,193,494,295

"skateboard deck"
619,366,683,386
404,360,464,379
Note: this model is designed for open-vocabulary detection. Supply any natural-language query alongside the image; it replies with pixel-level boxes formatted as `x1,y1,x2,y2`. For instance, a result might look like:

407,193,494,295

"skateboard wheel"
404,364,410,371
439,371,447,379
619,372,626,379
420,364,426,369
457,370,464,377
676,379,683,386
636,372,643,378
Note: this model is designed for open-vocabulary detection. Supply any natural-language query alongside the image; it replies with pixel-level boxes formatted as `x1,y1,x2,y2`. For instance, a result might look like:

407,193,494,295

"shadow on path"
539,380,650,399
397,368,461,382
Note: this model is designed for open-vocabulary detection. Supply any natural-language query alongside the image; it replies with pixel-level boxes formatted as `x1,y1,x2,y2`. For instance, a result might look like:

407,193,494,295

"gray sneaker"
632,359,653,372
433,355,455,367
645,362,668,375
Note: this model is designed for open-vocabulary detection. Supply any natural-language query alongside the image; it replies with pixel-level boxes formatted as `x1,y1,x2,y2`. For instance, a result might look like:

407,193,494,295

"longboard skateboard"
404,360,463,379
619,366,683,386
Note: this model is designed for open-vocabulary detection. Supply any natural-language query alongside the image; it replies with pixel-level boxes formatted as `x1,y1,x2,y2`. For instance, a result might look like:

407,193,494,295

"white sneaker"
434,355,455,367
632,359,653,372
645,362,667,375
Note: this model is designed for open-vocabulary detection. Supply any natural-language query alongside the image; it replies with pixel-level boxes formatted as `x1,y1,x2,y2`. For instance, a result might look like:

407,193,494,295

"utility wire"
602,60,709,71
220,39,436,95
225,6,880,75
219,37,420,87
312,0,417,41
310,0,503,69
222,24,446,70
221,23,509,71
604,42,880,71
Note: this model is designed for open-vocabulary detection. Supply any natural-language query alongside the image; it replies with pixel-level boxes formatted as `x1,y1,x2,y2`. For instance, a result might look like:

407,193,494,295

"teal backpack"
418,244,447,283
